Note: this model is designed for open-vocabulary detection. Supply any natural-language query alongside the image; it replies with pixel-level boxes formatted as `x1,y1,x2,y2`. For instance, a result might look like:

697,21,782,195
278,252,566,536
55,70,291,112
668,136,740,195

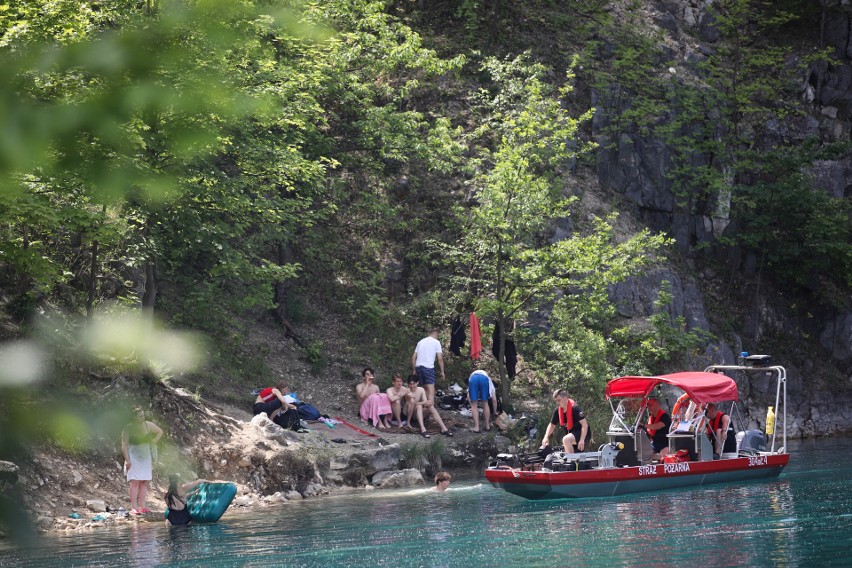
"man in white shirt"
411,328,445,404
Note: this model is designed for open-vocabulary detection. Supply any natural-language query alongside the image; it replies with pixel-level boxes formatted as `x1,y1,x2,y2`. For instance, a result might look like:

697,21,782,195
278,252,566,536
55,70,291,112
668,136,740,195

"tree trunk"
496,241,511,408
141,259,158,325
272,242,294,324
86,239,98,326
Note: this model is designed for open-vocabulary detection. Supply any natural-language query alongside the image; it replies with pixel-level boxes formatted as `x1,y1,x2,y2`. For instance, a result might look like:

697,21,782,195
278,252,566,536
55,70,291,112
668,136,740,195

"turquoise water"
1,438,851,567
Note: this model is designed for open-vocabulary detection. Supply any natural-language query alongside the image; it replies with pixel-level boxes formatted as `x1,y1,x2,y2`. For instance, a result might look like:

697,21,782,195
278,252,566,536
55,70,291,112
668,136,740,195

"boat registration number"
748,455,768,467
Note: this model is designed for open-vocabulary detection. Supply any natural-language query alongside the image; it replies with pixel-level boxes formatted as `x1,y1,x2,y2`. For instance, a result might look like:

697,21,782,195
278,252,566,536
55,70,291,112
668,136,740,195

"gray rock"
85,499,107,513
285,490,302,500
372,468,424,488
71,471,83,486
0,461,19,485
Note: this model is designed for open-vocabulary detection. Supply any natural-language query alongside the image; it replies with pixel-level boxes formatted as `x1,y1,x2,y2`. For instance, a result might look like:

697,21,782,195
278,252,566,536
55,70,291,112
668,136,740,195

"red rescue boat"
486,357,789,499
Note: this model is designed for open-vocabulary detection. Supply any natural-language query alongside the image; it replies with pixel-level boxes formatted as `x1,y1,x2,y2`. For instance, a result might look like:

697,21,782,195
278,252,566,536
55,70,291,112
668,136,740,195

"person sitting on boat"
539,389,589,454
644,398,671,459
163,474,209,526
705,403,737,458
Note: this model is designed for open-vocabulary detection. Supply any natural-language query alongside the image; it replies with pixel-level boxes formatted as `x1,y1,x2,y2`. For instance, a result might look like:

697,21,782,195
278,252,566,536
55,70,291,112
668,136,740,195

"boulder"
85,500,107,513
372,468,424,488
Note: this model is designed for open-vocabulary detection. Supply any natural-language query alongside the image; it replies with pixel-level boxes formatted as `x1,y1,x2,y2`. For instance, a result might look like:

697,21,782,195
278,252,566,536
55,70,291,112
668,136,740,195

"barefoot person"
253,382,300,430
539,389,589,454
386,373,410,430
405,375,453,438
432,471,452,492
467,370,493,433
163,474,209,526
122,407,163,515
411,328,445,404
357,368,392,430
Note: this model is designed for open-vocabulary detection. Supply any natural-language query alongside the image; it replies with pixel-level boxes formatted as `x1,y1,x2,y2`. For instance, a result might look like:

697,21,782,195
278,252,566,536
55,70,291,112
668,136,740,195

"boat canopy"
605,371,739,403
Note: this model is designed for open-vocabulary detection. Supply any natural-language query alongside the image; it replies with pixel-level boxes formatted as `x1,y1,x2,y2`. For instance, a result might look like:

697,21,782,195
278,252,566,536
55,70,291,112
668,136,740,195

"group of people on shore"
355,328,507,437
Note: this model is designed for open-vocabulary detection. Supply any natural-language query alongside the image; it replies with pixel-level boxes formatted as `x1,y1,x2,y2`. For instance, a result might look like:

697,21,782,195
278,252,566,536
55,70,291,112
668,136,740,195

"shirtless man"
355,368,379,404
405,376,453,438
385,373,410,430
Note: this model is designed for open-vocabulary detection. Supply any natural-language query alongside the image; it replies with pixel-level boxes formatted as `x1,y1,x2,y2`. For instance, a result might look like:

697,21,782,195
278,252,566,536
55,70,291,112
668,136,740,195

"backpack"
296,402,321,421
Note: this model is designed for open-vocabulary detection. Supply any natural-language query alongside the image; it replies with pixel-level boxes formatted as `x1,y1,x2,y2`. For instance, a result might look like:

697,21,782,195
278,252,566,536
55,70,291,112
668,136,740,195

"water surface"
1,438,850,567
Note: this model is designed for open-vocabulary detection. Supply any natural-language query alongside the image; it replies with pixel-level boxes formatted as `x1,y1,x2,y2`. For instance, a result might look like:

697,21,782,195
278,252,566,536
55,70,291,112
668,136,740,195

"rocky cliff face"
594,1,852,436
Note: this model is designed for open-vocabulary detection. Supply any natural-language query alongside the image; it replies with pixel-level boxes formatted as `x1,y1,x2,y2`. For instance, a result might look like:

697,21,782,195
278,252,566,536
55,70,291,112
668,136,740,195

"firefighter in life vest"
705,402,737,457
539,389,590,454
645,398,672,459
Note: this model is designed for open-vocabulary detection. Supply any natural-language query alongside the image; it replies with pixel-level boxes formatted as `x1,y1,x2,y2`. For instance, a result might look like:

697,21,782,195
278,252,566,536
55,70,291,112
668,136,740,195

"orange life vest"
647,409,665,438
558,399,575,431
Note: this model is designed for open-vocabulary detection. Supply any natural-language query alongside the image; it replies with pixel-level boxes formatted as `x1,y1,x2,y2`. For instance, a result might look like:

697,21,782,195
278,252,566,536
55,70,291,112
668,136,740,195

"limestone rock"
372,468,424,488
85,500,107,513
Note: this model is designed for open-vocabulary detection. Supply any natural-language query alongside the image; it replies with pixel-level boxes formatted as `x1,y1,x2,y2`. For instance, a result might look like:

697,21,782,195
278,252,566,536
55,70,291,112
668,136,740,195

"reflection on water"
1,438,851,567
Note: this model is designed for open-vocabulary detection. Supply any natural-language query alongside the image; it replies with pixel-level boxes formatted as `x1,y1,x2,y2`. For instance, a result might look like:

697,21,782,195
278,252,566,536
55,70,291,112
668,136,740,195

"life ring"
671,393,691,418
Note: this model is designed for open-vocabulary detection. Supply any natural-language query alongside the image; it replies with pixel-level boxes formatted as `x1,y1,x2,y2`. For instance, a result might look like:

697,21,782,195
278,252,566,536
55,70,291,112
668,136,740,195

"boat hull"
485,454,789,499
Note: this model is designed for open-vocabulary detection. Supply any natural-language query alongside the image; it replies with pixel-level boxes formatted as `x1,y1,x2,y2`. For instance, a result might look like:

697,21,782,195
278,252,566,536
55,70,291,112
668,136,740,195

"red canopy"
605,371,739,403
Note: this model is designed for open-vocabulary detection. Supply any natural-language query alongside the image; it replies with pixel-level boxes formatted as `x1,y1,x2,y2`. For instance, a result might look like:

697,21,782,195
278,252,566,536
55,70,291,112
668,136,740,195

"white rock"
235,496,252,507
71,471,83,485
285,490,302,500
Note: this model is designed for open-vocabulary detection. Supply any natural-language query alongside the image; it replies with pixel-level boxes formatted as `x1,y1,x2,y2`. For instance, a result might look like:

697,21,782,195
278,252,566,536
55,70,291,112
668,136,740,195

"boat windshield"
608,398,645,433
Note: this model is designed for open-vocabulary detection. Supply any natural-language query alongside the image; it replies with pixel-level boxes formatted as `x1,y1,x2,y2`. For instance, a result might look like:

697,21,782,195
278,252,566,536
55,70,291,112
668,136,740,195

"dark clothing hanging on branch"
450,315,466,356
491,325,518,379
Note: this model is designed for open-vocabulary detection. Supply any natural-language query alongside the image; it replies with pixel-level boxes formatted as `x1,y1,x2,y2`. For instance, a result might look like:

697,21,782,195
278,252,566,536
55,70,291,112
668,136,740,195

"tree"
438,54,667,406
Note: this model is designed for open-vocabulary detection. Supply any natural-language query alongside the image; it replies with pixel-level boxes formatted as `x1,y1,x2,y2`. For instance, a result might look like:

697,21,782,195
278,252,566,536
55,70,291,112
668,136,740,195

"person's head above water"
434,471,451,492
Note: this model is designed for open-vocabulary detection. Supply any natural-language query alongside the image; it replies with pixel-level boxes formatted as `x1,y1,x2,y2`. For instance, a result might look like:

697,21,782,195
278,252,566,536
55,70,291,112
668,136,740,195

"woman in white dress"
121,407,163,514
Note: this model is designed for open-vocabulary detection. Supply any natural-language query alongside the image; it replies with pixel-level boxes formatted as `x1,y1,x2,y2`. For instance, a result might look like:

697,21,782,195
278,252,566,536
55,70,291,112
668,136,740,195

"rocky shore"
0,385,511,536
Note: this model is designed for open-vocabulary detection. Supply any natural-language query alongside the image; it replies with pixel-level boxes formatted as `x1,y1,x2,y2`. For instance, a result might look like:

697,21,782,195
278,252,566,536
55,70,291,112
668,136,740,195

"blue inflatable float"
165,482,237,524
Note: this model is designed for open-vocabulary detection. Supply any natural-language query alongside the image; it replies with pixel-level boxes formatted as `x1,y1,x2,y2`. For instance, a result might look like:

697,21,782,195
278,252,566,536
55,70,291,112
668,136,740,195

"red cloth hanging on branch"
469,312,481,360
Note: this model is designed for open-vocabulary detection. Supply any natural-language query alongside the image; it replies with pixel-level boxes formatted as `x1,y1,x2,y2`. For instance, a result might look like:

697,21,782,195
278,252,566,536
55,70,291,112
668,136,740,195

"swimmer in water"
432,471,451,492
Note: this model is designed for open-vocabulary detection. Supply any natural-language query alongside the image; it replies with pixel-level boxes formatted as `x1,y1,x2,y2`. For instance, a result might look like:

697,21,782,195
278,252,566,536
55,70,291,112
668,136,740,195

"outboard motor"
736,429,767,455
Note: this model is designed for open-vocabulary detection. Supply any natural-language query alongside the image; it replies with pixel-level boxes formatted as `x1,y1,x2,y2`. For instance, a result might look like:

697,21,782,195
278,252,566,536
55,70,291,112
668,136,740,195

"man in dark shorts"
411,328,445,404
539,389,590,454
645,397,671,458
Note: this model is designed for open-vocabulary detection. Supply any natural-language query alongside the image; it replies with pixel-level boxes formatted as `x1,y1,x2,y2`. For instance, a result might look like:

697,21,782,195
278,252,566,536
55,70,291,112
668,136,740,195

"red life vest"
707,411,727,434
558,399,575,430
259,387,275,402
647,409,665,438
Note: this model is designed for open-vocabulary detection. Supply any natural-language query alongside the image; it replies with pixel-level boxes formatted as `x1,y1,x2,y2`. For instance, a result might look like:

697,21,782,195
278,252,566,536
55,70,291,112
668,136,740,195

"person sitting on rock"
253,382,300,430
405,375,453,438
357,368,392,430
385,373,410,430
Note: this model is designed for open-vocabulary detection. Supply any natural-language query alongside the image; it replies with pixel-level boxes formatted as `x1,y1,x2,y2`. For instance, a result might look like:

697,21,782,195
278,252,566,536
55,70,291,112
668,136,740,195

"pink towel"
470,312,481,360
359,393,392,426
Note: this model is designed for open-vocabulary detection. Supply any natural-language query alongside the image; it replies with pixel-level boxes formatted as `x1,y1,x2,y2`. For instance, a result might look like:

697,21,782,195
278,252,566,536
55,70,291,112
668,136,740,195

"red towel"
470,312,481,360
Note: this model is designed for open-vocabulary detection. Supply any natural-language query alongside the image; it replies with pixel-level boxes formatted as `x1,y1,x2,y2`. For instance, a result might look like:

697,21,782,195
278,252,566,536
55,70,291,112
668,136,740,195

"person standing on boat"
644,398,671,459
705,403,737,457
539,389,589,454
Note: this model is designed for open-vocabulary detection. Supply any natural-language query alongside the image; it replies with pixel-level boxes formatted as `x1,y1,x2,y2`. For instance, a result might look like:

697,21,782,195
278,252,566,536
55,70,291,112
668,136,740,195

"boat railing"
704,363,787,455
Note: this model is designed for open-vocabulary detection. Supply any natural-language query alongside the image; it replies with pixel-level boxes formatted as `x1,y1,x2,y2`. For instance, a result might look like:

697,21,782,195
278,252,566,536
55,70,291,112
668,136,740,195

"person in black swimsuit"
164,474,208,526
